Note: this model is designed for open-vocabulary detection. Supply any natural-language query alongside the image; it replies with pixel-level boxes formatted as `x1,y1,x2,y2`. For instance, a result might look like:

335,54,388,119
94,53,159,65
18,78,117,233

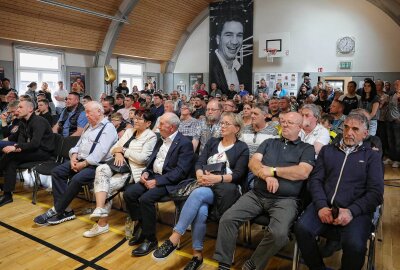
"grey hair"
85,101,104,114
221,112,244,138
164,100,174,106
252,104,269,114
164,112,180,128
302,104,321,120
347,110,370,130
21,100,35,110
8,100,20,108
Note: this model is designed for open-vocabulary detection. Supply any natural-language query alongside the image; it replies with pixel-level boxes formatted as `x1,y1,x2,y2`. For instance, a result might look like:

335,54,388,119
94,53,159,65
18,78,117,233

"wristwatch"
273,167,277,178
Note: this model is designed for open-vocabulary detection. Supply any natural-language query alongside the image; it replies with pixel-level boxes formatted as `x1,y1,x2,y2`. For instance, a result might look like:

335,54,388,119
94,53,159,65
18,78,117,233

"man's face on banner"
217,21,244,62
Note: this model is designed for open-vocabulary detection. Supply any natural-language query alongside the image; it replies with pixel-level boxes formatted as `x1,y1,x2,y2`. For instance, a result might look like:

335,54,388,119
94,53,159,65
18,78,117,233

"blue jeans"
294,204,371,270
0,141,15,149
368,119,378,136
174,187,214,250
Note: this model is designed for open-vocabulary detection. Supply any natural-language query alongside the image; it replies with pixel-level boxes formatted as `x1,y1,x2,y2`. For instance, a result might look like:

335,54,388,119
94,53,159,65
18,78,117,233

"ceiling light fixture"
37,0,129,24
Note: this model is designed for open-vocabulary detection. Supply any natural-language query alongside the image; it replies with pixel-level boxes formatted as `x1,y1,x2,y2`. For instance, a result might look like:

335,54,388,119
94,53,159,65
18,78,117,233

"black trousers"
123,182,168,241
0,149,51,193
51,161,96,213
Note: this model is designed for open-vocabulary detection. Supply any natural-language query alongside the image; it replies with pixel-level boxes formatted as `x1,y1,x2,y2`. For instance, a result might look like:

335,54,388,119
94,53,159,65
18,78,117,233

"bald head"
280,112,303,141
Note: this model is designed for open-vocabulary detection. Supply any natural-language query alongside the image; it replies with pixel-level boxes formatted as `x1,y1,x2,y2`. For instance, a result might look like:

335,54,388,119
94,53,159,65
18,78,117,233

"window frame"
117,58,145,92
14,45,65,94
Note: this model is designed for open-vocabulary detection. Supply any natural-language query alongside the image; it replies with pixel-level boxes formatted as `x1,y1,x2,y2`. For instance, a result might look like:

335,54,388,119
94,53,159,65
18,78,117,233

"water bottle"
125,216,134,240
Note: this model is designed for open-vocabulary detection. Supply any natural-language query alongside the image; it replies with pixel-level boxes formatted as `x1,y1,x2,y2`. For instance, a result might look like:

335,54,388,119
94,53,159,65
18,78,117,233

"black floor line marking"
0,220,107,270
75,238,127,270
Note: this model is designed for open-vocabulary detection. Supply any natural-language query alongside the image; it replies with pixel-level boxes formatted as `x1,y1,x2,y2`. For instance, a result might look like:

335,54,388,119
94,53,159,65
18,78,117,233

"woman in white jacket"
83,109,157,237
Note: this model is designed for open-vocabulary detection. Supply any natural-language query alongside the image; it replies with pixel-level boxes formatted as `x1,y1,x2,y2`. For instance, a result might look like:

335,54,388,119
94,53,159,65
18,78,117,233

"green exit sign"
339,61,352,69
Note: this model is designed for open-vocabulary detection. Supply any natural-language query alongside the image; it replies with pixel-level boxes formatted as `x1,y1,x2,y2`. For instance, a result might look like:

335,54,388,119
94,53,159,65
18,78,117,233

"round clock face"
337,36,355,54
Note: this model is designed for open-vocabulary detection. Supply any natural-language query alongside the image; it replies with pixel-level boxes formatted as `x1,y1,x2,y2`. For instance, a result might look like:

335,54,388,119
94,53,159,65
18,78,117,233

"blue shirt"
69,118,118,165
59,110,88,137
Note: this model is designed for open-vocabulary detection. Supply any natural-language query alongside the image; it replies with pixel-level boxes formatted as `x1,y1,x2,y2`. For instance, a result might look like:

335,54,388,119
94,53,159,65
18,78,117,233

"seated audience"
123,112,193,256
191,95,206,120
102,95,115,120
110,112,130,139
118,94,135,121
0,100,54,207
193,100,222,154
213,112,315,270
242,103,252,126
152,112,249,270
299,104,330,156
329,100,346,134
36,99,53,126
178,104,201,150
53,92,87,137
114,93,125,111
314,89,331,113
294,112,384,270
1,100,20,142
33,101,118,225
83,110,157,237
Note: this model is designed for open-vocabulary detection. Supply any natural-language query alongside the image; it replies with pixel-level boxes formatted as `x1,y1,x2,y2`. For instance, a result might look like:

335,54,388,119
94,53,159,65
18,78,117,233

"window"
15,47,63,94
118,60,144,91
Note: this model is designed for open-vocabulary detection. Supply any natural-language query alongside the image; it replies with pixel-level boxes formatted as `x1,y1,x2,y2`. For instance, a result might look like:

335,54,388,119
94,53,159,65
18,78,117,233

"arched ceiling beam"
95,0,139,67
367,0,400,27
165,7,209,73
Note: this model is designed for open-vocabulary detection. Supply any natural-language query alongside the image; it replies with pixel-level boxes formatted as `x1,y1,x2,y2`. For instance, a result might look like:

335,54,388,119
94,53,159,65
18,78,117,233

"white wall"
174,0,400,73
0,40,13,61
174,18,210,73
64,52,94,67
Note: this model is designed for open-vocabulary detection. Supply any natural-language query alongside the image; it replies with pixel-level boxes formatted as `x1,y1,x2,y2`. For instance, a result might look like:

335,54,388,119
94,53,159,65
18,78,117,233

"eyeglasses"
220,121,234,127
206,108,220,112
253,132,258,143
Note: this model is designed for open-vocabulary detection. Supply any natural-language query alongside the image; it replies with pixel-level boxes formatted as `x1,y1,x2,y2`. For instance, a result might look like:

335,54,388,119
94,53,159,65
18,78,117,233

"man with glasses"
223,99,237,113
193,99,222,153
214,112,315,270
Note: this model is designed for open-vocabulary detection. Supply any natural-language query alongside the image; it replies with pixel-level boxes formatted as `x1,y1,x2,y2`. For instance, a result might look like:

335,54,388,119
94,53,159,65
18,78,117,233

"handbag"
107,158,131,174
170,178,200,199
202,162,226,175
107,131,137,174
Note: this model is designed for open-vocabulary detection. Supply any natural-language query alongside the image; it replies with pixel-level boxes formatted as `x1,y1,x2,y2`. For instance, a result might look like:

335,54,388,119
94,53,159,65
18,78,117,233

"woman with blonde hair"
152,112,249,270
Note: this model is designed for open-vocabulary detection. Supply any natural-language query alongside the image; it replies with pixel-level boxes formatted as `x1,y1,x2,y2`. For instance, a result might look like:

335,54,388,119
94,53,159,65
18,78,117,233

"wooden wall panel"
114,0,212,61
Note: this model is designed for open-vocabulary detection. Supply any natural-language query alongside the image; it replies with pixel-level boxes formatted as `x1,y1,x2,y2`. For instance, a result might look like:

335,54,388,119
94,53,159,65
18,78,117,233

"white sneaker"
83,223,109,238
383,158,393,165
89,207,109,220
392,161,399,168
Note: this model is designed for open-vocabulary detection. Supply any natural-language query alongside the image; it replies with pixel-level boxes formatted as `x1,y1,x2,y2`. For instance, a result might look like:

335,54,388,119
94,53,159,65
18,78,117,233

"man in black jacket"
0,100,54,206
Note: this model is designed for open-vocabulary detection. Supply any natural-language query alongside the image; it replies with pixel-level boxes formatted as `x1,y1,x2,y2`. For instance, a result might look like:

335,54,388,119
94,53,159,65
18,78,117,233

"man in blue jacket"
294,112,384,270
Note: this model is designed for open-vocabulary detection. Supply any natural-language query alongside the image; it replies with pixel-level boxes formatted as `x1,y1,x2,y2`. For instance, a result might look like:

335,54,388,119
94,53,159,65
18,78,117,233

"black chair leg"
31,170,42,205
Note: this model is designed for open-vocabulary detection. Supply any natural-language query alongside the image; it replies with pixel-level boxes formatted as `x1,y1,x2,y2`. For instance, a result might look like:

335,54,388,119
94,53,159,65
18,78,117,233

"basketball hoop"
264,48,277,63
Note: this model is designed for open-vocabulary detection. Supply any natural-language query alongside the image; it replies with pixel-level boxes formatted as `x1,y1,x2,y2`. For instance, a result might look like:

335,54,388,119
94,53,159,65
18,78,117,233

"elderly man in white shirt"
299,104,330,156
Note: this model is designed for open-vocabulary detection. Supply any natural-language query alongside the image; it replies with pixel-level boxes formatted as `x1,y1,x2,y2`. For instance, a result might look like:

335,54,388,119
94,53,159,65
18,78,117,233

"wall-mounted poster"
209,0,253,94
0,67,4,81
189,73,203,90
70,72,85,95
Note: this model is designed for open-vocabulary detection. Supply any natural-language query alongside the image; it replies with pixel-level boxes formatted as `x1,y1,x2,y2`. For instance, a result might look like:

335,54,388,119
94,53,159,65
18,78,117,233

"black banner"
209,0,253,95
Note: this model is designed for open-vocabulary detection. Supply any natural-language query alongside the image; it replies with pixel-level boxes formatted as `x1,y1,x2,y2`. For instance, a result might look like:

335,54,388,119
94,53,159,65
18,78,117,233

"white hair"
85,101,104,114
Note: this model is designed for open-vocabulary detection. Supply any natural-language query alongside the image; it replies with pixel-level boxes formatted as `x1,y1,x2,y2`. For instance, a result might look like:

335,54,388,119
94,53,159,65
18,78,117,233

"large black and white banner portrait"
209,0,253,94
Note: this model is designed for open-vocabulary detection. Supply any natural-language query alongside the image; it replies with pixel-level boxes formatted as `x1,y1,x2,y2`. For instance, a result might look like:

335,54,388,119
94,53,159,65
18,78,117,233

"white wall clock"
337,36,355,55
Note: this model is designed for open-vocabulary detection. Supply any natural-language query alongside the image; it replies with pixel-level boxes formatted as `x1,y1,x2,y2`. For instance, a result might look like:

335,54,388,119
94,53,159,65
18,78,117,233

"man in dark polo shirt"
214,111,315,270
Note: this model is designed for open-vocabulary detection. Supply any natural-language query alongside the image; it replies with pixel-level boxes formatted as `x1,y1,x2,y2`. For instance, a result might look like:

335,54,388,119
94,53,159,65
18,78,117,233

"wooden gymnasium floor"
0,166,399,270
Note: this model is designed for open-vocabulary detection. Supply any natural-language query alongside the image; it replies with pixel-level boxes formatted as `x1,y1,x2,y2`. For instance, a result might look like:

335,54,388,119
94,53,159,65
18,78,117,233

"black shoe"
47,210,76,225
0,195,12,207
152,239,177,261
132,239,158,257
184,256,203,270
128,226,144,246
319,240,342,258
34,208,57,226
